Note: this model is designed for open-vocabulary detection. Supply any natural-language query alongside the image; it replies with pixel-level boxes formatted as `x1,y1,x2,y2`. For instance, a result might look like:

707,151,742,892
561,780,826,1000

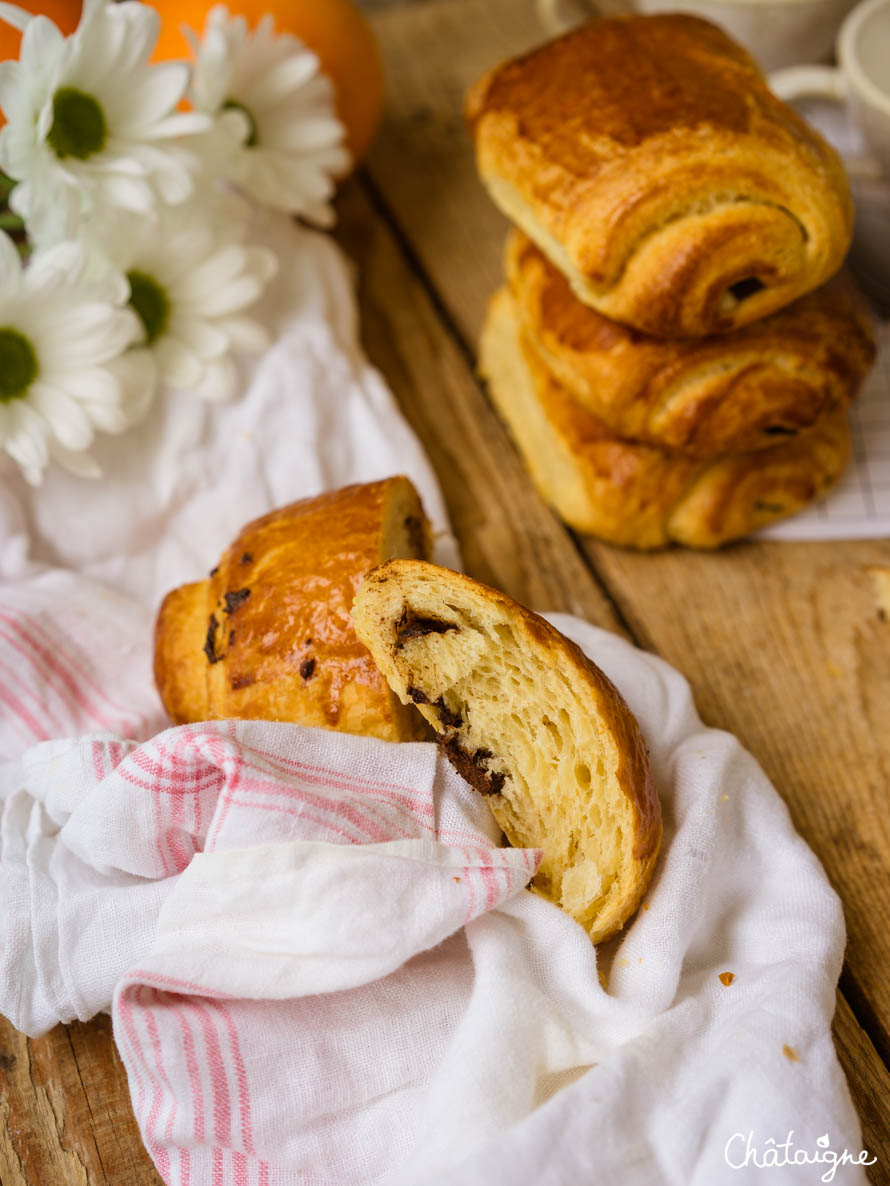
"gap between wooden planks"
359,0,890,1164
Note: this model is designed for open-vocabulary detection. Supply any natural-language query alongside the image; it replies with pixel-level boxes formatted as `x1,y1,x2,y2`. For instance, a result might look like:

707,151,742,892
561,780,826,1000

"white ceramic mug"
536,0,858,72
769,0,890,177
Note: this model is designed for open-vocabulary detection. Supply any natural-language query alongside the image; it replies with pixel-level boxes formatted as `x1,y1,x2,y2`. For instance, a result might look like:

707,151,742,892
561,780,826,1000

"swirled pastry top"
154,478,431,741
467,15,854,338
480,289,851,550
506,230,875,457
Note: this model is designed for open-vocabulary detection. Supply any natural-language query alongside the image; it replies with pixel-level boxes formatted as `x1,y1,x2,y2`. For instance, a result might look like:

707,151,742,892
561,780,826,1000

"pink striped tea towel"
0,608,870,1185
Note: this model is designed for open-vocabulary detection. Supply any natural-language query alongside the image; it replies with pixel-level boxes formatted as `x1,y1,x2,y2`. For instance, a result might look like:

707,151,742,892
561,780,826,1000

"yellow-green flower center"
127,270,169,345
46,87,107,160
223,98,259,147
0,328,38,402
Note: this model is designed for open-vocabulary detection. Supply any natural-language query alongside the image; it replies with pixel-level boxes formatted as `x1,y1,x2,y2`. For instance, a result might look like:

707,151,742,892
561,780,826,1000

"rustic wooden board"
365,0,890,1056
340,177,890,1181
0,1013,163,1185
2,1,889,1180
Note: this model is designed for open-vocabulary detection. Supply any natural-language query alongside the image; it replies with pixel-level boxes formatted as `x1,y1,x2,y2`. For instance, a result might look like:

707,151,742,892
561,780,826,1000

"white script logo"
724,1131,877,1182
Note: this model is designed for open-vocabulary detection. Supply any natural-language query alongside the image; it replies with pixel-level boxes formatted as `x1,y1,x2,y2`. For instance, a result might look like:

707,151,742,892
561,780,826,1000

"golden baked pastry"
352,558,661,943
480,289,851,549
154,478,431,740
467,14,853,338
506,230,874,457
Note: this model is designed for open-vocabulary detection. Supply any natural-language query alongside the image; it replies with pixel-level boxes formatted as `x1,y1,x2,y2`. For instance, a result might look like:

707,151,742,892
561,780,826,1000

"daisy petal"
29,382,95,450
244,49,321,110
167,316,231,359
114,61,190,132
0,4,32,33
155,335,204,388
107,347,157,425
5,401,49,484
49,441,102,480
190,354,238,401
216,315,269,354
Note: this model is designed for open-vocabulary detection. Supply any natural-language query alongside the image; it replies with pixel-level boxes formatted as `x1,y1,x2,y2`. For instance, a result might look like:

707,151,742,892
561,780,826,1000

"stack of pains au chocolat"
467,13,877,549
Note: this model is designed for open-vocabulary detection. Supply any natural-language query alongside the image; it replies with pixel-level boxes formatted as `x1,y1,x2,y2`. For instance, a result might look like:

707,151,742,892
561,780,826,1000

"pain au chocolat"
506,230,875,457
154,478,431,741
467,14,853,338
352,559,661,943
480,289,851,549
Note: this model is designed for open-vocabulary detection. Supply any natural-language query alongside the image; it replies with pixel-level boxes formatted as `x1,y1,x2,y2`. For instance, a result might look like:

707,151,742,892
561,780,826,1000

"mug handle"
768,66,882,179
768,65,847,103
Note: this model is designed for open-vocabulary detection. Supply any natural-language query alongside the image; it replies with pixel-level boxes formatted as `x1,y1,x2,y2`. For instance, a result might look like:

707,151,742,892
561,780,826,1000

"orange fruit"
0,0,80,61
150,0,384,165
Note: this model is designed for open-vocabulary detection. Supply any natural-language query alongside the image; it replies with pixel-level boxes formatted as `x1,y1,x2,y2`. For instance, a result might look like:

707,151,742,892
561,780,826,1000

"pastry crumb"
718,971,735,987
453,876,461,883
782,1044,801,1062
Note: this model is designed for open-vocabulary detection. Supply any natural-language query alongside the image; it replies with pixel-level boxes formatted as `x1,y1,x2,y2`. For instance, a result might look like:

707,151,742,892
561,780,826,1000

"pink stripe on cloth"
0,670,53,745
0,608,129,732
98,721,536,1186
0,625,68,737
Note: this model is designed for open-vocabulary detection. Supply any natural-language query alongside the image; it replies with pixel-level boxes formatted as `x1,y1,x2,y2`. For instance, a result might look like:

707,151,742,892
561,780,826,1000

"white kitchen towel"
0,208,872,1184
0,619,870,1185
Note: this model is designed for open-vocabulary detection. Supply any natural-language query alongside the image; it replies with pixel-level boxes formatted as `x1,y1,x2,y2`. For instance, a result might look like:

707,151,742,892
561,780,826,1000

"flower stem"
0,212,24,233
0,172,15,200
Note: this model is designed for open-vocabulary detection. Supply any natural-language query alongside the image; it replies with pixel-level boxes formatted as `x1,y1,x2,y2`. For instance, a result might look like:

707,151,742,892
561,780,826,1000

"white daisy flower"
188,5,351,226
0,231,149,485
0,0,211,246
100,196,278,403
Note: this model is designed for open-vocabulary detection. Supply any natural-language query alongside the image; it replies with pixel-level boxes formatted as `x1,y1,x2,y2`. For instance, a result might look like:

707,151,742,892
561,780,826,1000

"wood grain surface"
364,2,890,1168
1,0,888,1181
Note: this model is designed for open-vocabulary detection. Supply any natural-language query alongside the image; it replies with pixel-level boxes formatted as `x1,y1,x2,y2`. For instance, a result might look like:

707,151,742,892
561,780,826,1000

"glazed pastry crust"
506,230,874,457
352,558,661,943
467,14,854,338
480,289,851,549
154,478,431,741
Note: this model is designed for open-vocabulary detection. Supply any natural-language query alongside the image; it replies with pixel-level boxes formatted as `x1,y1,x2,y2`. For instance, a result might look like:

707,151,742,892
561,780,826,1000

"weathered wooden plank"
337,182,627,629
336,174,890,1183
0,1014,162,1186
835,993,890,1181
364,0,890,1152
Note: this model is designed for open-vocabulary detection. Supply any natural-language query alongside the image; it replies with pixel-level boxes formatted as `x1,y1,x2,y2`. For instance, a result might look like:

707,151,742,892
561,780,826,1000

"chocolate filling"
442,737,505,796
299,657,316,680
203,614,224,664
729,276,765,303
241,552,252,565
223,588,251,614
407,685,463,729
395,608,459,648
763,425,798,437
